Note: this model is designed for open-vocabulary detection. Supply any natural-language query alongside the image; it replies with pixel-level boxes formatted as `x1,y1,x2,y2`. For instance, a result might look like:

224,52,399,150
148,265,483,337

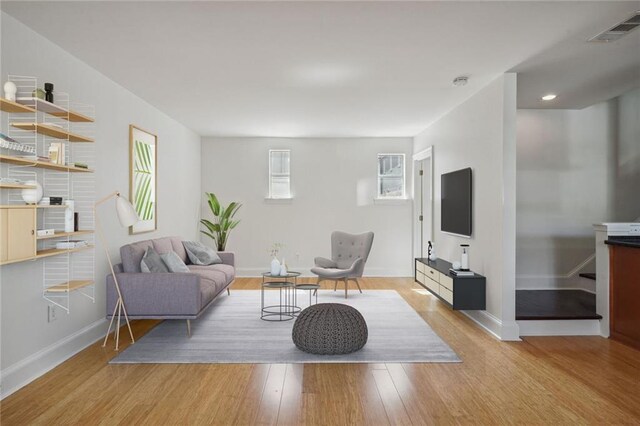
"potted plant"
200,192,242,251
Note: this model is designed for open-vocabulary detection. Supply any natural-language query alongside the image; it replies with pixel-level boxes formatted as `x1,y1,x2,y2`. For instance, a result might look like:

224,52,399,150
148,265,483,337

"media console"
415,257,486,310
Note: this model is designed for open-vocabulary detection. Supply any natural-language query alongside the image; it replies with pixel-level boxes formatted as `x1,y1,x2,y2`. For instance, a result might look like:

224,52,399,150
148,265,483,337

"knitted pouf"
292,303,368,355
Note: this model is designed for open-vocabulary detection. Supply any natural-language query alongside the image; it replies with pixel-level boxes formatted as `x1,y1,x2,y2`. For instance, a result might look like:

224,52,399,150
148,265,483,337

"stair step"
579,273,596,281
516,290,601,321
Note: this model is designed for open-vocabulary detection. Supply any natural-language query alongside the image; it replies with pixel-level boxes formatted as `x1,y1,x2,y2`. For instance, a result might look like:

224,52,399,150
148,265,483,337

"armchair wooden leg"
344,278,348,299
186,319,191,338
227,288,231,295
334,280,337,292
354,278,363,293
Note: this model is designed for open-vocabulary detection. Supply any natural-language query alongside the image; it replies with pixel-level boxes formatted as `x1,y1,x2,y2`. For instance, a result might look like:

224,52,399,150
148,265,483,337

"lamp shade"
115,195,139,227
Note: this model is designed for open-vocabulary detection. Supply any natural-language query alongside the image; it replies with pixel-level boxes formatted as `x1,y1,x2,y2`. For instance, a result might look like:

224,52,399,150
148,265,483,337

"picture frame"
129,125,157,234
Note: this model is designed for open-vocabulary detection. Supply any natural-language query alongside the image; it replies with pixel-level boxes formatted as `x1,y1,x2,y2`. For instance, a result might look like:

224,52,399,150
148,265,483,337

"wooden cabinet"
609,244,640,350
0,207,36,263
415,258,486,310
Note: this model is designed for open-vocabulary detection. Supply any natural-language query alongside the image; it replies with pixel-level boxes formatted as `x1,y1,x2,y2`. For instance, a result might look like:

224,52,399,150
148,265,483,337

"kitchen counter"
605,236,640,249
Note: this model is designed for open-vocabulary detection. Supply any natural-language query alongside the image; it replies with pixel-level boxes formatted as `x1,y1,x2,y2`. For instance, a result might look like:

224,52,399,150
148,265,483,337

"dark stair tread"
516,290,602,321
579,273,596,281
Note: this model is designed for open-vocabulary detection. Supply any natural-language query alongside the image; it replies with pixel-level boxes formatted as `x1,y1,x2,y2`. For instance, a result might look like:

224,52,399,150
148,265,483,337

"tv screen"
441,167,472,237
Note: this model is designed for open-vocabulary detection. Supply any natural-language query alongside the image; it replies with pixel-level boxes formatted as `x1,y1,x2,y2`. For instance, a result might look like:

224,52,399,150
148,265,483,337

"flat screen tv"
441,167,472,237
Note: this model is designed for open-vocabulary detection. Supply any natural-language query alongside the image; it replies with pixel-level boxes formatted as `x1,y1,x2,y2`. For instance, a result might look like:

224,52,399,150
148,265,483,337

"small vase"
270,257,281,276
279,258,288,276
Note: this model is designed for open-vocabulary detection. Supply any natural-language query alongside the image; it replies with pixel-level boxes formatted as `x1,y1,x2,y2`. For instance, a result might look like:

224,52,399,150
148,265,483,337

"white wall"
0,12,201,396
201,137,414,277
516,87,640,291
413,74,519,340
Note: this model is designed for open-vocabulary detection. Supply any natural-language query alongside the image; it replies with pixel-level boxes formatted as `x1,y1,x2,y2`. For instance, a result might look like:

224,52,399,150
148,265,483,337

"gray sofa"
106,236,234,333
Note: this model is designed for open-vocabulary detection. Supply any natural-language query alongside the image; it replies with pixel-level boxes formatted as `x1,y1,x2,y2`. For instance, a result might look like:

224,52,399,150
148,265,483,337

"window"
377,153,405,198
269,149,291,198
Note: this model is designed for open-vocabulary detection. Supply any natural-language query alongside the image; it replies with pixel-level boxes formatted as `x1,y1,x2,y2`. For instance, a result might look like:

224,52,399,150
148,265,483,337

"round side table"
261,271,301,321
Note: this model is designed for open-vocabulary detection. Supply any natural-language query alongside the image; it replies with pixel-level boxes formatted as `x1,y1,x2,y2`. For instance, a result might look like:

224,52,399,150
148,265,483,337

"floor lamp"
96,191,138,351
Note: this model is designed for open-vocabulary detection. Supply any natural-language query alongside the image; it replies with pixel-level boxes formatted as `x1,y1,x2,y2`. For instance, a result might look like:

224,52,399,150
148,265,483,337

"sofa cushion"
183,241,222,265
199,280,218,309
160,251,190,273
187,266,228,305
120,237,188,272
208,264,235,282
140,247,169,273
121,240,153,273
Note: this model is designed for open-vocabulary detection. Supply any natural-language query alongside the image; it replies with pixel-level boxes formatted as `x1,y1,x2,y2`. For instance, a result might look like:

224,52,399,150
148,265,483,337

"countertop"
605,236,640,249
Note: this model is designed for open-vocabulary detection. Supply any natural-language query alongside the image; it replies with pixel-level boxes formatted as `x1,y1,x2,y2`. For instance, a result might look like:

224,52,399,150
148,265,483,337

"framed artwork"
129,125,157,234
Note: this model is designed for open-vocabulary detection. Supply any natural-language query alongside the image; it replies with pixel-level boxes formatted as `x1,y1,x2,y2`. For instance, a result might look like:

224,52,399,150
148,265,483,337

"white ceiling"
2,1,639,137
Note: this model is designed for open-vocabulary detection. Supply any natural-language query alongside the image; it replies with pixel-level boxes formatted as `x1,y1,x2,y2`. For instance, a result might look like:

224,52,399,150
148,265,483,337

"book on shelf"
449,268,474,277
73,162,88,169
48,142,65,165
0,132,36,155
55,240,88,250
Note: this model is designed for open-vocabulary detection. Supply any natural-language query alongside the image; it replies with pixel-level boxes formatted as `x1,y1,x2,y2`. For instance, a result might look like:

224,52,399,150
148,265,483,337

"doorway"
413,147,433,259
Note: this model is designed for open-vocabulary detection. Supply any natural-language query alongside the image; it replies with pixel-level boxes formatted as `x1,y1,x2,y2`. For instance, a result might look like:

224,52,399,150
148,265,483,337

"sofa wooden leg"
186,319,191,338
227,288,231,295
344,278,348,299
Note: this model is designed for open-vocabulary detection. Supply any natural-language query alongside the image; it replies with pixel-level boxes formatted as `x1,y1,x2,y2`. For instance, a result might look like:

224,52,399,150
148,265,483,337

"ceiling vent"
589,11,640,42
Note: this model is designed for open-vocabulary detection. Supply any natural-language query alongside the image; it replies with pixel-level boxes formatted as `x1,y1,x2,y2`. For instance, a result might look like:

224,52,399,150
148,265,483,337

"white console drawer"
425,276,439,294
424,265,440,283
440,275,453,291
416,271,425,284
416,261,425,273
439,286,453,304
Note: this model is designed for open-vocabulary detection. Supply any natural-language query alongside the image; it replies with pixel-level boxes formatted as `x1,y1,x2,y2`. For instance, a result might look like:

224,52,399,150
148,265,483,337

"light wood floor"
2,278,639,425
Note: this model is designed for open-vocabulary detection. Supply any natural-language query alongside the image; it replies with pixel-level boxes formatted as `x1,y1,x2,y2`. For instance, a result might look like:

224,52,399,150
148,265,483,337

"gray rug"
111,290,460,364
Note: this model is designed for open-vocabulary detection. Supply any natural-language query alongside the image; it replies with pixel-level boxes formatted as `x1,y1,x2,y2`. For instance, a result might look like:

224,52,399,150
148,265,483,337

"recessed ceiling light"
541,94,557,101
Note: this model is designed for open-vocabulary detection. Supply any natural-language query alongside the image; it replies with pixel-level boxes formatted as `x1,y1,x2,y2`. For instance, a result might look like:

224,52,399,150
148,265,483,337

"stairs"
579,272,596,281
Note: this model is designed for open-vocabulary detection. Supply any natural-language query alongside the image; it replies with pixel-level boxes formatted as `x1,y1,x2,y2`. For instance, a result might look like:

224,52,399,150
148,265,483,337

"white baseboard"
236,267,412,278
0,319,107,400
517,319,601,336
461,310,521,341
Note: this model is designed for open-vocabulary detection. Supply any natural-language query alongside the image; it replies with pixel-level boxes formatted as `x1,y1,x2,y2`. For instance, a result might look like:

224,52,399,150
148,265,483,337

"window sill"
373,197,410,205
264,197,293,204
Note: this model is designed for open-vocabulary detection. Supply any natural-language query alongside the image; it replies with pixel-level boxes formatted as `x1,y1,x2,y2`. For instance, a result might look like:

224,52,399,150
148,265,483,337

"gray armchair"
310,231,374,298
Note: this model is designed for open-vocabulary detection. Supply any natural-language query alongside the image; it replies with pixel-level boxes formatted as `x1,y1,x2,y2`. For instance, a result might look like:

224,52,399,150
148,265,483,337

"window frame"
376,153,406,199
268,149,292,199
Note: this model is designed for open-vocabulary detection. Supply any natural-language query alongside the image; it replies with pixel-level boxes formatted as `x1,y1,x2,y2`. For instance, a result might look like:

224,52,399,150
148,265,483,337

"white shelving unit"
1,75,96,313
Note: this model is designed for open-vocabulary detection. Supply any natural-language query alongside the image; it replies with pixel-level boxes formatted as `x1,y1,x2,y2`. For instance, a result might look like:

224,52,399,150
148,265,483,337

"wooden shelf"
0,182,36,189
0,98,36,113
45,280,94,293
10,123,93,143
0,204,67,209
0,154,93,173
37,230,93,240
15,97,94,123
35,245,94,260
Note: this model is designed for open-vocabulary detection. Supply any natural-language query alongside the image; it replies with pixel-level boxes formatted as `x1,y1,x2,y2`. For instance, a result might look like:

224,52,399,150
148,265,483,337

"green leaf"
200,192,241,251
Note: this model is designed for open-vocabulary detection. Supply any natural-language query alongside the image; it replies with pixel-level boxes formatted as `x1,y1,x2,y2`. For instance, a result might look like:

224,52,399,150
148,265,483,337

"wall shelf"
35,245,94,260
37,230,94,240
0,98,36,113
0,182,36,189
2,75,96,312
45,280,94,293
0,204,68,209
15,97,94,123
10,123,94,143
0,154,94,173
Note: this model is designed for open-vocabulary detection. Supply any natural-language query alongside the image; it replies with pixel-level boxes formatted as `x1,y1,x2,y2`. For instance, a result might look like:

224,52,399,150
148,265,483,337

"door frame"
412,146,434,260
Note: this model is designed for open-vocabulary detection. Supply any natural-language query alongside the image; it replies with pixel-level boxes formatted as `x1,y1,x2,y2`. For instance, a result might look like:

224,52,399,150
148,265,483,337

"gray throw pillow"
183,241,222,265
161,251,190,273
140,247,169,273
